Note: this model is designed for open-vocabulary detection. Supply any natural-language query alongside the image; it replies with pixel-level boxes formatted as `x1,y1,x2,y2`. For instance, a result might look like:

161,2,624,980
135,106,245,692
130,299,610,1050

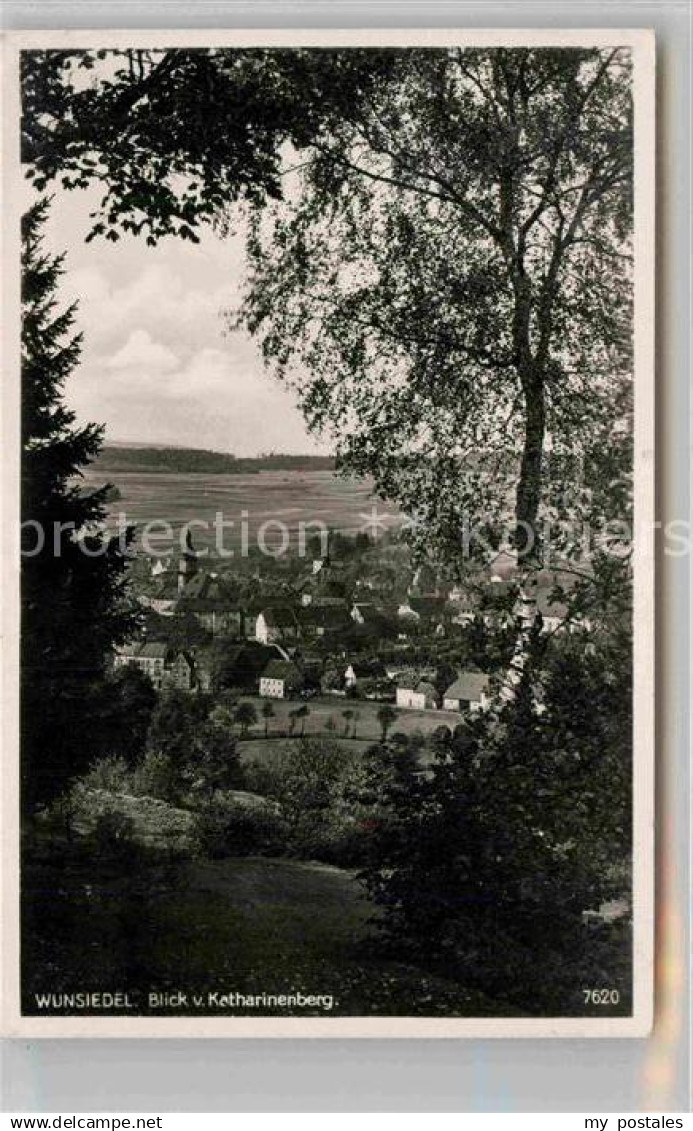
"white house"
113,641,195,691
442,672,491,713
259,659,302,699
396,675,440,710
344,660,386,688
254,606,299,645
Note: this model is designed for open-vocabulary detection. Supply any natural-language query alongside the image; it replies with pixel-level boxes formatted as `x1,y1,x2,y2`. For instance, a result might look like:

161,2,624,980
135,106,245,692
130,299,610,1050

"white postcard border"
1,25,655,1039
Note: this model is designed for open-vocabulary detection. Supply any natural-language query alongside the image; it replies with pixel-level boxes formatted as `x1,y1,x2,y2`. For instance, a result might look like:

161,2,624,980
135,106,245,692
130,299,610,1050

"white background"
0,0,690,1114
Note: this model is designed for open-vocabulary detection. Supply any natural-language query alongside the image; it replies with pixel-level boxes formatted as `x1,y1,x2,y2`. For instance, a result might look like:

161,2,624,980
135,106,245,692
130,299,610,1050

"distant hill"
90,446,336,475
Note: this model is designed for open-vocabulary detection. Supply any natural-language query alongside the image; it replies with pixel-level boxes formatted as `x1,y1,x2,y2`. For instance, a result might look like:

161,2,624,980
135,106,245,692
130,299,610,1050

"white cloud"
66,335,325,456
45,187,328,454
106,329,179,374
62,263,237,353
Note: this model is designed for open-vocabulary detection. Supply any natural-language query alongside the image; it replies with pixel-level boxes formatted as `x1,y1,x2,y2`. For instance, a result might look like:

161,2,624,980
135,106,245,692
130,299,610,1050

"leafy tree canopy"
237,47,633,574
359,626,632,1010
22,47,633,583
22,48,396,242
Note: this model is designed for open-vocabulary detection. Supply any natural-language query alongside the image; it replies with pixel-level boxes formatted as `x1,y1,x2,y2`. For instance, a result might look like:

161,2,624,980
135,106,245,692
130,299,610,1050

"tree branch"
312,142,503,244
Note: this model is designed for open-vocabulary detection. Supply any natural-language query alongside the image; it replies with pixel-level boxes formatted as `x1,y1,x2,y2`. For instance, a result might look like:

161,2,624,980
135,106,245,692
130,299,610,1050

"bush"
390,732,410,748
81,751,185,806
81,755,132,793
431,725,453,748
242,761,279,797
236,738,375,866
359,643,633,1013
192,796,288,859
84,810,143,867
130,750,183,804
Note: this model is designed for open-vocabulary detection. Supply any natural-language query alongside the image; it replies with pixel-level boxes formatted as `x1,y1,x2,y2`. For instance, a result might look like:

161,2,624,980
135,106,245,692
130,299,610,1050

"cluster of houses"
113,533,583,715
111,634,492,714
112,641,195,691
395,671,491,714
139,538,472,646
254,658,492,714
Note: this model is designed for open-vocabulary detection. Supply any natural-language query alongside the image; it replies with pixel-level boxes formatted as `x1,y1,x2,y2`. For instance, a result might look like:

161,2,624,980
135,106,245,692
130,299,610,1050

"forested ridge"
91,446,336,474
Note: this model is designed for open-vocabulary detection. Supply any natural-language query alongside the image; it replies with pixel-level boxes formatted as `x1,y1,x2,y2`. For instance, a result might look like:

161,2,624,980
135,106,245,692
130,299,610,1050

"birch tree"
237,49,633,600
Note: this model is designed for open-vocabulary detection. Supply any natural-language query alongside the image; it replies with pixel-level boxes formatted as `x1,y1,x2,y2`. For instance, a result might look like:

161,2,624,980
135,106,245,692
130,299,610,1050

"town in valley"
113,513,582,727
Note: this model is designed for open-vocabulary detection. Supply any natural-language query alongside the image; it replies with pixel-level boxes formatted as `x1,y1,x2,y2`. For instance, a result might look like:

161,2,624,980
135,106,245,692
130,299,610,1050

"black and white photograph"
2,28,655,1037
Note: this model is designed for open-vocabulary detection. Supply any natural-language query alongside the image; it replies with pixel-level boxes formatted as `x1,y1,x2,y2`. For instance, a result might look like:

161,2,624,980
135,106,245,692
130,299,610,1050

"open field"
237,695,464,746
78,467,403,554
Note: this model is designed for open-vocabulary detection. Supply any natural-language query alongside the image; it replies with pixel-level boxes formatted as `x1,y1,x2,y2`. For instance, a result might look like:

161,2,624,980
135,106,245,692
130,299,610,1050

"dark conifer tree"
21,199,138,812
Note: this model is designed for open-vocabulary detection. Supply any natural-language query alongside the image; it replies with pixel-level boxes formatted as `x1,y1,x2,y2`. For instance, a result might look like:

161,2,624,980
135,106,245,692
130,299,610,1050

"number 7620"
583,988,620,1005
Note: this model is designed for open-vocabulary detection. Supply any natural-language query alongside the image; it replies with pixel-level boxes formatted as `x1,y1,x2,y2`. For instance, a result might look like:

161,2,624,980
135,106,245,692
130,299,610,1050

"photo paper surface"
1,28,655,1037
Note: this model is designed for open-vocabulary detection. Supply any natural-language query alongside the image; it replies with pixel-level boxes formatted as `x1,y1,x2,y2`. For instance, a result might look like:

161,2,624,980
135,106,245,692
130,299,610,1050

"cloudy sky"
44,187,329,456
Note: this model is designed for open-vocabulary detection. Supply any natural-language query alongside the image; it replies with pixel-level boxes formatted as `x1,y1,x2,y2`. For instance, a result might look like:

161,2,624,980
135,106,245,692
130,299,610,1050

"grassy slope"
22,850,515,1017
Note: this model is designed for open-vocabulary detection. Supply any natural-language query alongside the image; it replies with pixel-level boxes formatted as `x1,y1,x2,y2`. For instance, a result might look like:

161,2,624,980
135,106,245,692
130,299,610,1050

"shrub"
130,750,182,804
192,796,288,859
390,732,410,748
84,810,143,867
234,737,379,865
242,761,279,797
81,755,132,793
359,644,633,1013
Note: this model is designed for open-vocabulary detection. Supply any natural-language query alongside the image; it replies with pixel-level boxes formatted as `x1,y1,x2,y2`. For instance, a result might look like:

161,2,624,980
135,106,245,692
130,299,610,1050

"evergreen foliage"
21,200,138,812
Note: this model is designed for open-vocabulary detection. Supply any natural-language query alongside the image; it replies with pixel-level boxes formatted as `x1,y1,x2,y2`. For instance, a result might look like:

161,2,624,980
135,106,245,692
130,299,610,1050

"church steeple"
177,529,198,593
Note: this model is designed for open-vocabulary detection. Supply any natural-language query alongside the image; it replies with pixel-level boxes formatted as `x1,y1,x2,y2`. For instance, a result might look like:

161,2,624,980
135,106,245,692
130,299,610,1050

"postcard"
1,27,655,1037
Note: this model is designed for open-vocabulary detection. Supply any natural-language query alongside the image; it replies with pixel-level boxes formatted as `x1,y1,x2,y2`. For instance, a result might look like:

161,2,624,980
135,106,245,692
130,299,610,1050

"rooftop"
261,659,301,682
444,672,490,701
260,606,299,629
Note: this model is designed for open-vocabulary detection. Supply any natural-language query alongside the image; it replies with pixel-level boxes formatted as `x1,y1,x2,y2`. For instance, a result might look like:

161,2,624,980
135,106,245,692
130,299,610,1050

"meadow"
78,467,403,555
237,695,463,750
22,846,513,1017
